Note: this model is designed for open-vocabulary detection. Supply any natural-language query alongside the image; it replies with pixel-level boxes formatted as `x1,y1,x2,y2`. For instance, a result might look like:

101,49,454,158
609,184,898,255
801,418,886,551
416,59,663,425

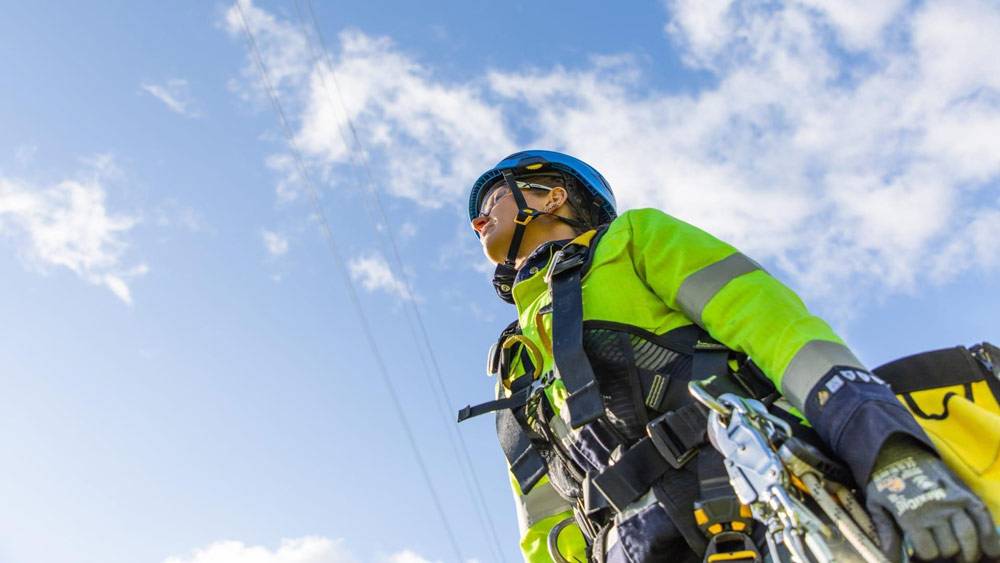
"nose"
471,215,490,235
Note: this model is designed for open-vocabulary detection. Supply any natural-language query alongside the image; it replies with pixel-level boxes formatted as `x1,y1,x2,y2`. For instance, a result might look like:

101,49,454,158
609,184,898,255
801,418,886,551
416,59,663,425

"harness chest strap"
457,384,534,422
549,231,606,429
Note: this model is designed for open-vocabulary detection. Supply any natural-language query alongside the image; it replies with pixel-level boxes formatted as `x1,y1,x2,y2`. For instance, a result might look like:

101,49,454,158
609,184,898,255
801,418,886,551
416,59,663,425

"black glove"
865,437,1000,562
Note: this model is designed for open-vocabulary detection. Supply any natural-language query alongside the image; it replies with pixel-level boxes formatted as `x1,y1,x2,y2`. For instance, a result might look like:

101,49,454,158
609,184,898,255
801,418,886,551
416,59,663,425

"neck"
513,219,580,269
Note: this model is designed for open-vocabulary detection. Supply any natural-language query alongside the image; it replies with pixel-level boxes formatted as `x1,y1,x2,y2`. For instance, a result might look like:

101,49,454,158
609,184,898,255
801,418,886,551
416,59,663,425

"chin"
482,239,507,265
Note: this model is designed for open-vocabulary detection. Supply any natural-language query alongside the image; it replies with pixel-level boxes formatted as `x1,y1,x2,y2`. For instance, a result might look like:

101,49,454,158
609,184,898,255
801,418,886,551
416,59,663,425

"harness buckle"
646,410,699,469
545,245,588,283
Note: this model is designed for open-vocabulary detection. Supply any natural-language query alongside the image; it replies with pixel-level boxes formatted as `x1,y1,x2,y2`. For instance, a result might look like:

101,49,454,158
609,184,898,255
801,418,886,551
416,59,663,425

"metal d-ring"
546,516,577,563
688,378,732,417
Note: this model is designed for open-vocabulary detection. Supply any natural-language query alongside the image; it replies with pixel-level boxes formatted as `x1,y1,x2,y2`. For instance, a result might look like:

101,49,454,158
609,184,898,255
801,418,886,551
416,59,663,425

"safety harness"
459,228,781,561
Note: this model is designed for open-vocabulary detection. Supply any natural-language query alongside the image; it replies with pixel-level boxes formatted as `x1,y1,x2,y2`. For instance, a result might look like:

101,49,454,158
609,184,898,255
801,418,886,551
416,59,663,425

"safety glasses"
478,181,554,218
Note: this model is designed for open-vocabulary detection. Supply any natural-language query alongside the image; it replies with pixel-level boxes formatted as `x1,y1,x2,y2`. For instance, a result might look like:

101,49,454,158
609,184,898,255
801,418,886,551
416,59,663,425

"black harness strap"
692,338,778,402
496,374,548,493
692,339,730,383
589,401,710,514
697,450,736,504
459,323,537,422
652,466,710,555
587,359,777,556
458,319,550,493
550,240,606,429
497,406,548,493
457,383,534,422
591,438,670,512
500,170,536,269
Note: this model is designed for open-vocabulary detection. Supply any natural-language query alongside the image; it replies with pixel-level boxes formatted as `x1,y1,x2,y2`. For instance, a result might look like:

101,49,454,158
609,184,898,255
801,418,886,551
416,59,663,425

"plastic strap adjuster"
646,407,704,469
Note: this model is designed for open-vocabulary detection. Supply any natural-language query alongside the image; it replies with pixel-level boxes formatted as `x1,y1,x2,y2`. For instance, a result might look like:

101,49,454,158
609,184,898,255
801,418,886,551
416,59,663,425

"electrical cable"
293,2,509,561
234,3,465,561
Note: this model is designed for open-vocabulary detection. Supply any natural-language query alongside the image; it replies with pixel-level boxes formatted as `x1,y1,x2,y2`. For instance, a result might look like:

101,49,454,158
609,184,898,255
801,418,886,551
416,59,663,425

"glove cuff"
804,367,936,486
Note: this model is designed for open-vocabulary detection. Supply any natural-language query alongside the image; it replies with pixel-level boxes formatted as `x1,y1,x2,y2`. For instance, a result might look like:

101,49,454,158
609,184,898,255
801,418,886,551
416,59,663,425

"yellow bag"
873,343,1000,524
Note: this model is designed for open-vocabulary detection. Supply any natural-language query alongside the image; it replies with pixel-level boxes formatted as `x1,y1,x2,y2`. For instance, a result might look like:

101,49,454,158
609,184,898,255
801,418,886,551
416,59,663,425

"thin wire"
296,2,509,561
234,4,465,561
294,1,508,560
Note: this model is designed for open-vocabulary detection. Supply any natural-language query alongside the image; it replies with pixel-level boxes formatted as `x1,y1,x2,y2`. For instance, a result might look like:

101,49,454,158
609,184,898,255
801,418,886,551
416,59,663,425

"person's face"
471,182,551,264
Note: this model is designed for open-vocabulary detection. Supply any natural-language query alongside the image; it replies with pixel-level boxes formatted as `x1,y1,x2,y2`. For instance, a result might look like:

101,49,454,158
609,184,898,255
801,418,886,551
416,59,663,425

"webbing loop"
501,334,544,390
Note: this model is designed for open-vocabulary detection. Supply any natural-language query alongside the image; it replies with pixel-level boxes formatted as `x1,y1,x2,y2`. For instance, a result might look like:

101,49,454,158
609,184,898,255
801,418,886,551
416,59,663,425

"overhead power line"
234,3,465,561
293,1,508,561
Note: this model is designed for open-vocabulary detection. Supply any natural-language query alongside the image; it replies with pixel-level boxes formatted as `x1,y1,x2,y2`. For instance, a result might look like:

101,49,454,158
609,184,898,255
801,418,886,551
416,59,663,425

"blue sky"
1,1,998,562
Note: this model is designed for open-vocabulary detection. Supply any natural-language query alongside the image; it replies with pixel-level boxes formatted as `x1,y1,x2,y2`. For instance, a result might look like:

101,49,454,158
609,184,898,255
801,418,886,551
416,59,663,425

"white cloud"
292,30,515,204
224,0,313,104
142,79,201,117
348,253,414,301
488,0,1000,310
928,200,1000,283
266,153,306,203
163,537,356,563
663,0,735,67
227,0,1000,314
383,551,439,563
163,537,454,563
223,1,515,205
0,161,146,305
795,0,908,50
262,229,289,256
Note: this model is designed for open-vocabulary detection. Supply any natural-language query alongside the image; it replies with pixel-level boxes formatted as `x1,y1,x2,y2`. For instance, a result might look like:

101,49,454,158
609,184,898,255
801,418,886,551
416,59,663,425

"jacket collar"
514,239,571,285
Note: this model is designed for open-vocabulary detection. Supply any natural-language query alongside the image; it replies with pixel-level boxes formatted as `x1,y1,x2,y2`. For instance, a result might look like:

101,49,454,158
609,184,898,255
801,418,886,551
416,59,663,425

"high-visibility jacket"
492,208,931,562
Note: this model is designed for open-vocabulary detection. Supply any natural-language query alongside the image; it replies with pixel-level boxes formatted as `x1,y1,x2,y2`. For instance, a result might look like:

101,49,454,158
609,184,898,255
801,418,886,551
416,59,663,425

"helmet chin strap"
492,169,592,304
500,169,539,269
499,169,590,269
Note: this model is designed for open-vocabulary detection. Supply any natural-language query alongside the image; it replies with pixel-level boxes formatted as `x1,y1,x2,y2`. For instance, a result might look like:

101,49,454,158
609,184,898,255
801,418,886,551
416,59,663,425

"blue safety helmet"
469,150,618,304
468,150,618,229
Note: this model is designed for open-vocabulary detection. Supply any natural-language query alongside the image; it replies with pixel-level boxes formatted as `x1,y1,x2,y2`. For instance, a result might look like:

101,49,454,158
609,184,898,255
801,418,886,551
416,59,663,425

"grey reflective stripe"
515,479,571,530
676,252,762,326
781,340,866,409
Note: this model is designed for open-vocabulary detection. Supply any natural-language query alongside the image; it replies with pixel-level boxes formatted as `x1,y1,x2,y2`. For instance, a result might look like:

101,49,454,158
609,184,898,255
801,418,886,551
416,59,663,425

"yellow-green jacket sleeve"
623,208,933,483
508,473,587,562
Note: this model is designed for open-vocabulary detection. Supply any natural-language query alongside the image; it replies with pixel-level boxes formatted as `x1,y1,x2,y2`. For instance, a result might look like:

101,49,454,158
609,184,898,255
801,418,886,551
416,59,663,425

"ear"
546,186,569,209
